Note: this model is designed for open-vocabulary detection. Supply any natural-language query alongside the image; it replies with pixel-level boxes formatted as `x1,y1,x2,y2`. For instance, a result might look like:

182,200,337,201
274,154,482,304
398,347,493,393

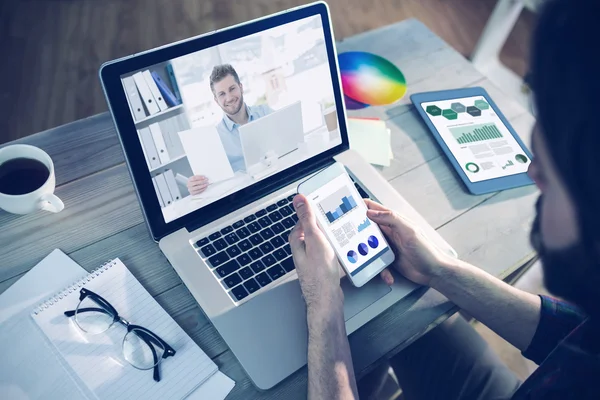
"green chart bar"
452,123,504,145
485,127,493,139
484,126,492,139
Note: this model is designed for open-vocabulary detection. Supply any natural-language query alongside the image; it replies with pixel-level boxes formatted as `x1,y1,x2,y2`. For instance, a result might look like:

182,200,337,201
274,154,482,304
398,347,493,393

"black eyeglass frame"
64,287,176,382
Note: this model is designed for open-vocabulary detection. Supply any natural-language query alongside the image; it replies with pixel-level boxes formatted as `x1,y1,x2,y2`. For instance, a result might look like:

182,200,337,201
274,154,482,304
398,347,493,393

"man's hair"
209,64,241,93
531,0,600,254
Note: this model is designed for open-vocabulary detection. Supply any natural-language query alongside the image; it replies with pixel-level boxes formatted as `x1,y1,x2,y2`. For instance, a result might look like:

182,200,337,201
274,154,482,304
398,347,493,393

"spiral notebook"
30,258,219,400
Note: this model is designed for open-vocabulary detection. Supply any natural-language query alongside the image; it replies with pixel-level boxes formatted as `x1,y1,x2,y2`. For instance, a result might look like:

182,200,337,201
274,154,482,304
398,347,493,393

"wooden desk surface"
0,19,537,399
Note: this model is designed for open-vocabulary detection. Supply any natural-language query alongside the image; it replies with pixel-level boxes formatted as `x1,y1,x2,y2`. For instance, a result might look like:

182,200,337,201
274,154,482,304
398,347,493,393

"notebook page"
31,259,217,400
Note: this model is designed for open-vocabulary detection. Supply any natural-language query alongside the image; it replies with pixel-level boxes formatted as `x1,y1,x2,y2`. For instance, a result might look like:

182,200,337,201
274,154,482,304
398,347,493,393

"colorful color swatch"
339,52,407,110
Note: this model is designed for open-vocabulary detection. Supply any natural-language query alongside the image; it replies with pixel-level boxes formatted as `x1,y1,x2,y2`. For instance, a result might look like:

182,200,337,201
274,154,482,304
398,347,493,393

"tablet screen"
421,96,530,182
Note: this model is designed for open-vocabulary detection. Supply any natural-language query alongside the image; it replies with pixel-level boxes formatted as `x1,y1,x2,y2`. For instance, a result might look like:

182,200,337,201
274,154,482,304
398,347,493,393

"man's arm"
307,289,359,400
367,201,542,352
290,195,358,400
431,259,542,352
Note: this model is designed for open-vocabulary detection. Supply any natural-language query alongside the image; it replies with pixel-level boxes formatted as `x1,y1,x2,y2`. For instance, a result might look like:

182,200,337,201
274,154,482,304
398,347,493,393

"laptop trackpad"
341,276,391,321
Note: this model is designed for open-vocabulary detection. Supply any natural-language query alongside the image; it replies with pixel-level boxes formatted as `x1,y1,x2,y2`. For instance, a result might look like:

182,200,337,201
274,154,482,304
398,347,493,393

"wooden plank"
0,113,122,186
343,49,485,121
438,185,539,278
68,223,181,297
0,164,143,283
388,112,536,229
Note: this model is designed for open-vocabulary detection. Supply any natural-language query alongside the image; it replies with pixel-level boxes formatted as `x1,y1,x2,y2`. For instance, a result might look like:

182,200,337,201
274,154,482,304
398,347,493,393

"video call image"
121,15,342,223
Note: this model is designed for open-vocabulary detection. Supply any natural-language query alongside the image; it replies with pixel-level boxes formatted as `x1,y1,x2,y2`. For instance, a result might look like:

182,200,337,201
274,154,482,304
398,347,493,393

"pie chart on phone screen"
358,243,369,256
347,250,358,264
368,235,379,249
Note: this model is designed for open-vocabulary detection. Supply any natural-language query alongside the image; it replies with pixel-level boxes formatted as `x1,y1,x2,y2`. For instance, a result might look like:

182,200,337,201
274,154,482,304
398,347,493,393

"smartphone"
297,162,395,287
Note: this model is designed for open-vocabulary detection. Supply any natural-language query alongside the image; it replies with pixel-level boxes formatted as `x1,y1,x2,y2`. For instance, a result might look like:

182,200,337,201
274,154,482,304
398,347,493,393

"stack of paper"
0,250,235,400
347,117,394,167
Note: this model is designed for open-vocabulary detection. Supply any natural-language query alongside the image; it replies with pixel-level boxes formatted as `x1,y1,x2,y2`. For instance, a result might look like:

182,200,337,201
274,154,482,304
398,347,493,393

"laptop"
99,2,457,390
239,101,304,172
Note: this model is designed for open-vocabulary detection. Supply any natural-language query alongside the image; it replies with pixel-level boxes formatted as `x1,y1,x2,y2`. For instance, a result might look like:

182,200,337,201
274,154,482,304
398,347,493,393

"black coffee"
0,157,50,195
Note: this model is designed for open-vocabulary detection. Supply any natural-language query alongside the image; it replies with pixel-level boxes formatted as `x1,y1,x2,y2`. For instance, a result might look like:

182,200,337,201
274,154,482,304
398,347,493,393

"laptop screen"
120,15,342,223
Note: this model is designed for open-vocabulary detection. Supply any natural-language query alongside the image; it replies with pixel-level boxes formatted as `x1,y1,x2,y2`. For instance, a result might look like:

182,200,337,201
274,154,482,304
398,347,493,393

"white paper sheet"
178,127,235,184
0,249,94,400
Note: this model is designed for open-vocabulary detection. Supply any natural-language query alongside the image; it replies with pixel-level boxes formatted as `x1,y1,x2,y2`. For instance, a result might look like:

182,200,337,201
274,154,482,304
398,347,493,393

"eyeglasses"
64,288,176,382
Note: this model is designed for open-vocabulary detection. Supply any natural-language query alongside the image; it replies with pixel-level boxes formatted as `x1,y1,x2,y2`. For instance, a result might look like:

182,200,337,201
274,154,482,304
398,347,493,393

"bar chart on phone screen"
318,186,358,224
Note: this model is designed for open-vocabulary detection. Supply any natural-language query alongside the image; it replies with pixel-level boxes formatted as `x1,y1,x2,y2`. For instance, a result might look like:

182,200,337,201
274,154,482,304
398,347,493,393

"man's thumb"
293,194,317,234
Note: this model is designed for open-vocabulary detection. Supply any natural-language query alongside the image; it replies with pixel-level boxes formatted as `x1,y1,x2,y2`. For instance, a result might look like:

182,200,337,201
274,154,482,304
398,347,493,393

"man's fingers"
380,268,394,286
189,182,209,190
293,194,318,235
365,208,399,228
367,208,416,231
189,175,209,183
364,199,389,212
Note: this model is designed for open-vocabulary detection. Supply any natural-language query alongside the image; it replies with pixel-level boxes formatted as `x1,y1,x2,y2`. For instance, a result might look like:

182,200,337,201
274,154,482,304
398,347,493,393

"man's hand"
187,175,209,195
290,194,359,400
289,194,342,311
365,199,454,287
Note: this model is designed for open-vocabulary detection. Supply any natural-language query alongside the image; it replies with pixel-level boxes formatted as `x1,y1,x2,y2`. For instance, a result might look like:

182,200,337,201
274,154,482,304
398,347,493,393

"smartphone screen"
305,173,391,277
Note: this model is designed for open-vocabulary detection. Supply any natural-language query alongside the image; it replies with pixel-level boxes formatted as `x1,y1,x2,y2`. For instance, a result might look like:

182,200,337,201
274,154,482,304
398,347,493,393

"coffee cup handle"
39,193,64,213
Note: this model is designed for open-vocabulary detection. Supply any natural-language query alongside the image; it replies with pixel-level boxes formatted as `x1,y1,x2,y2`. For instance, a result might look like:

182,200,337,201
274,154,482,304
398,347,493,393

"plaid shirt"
512,296,600,399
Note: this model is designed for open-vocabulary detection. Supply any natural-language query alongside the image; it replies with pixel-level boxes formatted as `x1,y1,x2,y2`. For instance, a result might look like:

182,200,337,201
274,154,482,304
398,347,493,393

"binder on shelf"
138,127,161,169
154,173,173,206
148,123,170,165
142,70,169,111
151,177,165,207
151,71,180,107
160,117,185,159
164,170,182,201
133,71,160,115
166,64,182,102
122,76,147,121
174,112,190,132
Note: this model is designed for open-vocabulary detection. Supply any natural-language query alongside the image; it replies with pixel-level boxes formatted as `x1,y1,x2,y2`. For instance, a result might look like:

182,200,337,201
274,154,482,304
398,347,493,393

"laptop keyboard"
193,179,371,303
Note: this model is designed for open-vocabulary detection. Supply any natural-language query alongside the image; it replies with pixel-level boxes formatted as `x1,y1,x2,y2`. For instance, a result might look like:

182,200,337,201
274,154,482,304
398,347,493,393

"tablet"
411,87,534,195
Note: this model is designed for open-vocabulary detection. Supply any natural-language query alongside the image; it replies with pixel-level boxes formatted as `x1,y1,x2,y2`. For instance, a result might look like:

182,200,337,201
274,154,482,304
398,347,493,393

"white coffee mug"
0,144,64,214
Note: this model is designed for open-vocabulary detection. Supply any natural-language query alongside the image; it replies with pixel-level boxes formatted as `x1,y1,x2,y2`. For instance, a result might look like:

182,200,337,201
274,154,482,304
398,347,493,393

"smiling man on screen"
187,64,273,195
